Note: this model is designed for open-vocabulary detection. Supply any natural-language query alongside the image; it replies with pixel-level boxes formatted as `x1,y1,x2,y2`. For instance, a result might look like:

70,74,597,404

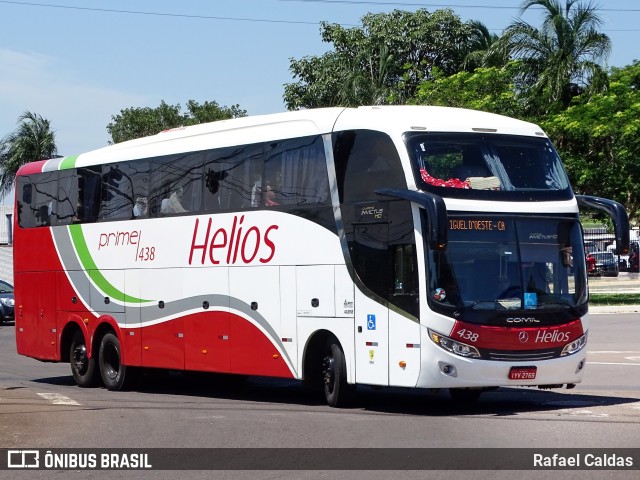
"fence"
584,226,639,252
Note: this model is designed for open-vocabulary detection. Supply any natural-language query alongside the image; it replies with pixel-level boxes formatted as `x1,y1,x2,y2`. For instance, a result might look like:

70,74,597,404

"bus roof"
335,105,546,139
20,106,548,173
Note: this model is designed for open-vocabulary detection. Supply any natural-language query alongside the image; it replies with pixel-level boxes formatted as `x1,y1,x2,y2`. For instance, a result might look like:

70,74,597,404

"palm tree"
0,111,58,198
489,0,611,109
463,20,504,71
339,43,395,106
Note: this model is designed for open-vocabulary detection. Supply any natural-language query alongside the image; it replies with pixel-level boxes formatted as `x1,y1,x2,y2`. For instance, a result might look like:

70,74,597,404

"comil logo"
507,317,540,324
7,450,39,468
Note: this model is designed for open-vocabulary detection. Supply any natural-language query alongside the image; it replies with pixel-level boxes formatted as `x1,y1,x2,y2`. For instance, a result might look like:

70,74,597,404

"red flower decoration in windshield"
420,168,470,189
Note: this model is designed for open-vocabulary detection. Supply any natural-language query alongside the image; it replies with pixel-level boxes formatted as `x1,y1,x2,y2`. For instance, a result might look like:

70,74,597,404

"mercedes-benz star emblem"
519,331,529,343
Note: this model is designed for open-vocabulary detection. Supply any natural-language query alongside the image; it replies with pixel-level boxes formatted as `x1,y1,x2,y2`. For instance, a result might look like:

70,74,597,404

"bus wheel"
449,388,482,404
70,331,98,387
322,342,355,408
98,332,129,391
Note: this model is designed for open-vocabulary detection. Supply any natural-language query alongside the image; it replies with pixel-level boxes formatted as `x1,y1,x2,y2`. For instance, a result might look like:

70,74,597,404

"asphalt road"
0,312,639,480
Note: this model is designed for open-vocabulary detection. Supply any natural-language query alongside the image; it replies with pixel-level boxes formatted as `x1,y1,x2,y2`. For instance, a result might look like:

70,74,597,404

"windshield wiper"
468,300,513,310
534,301,582,315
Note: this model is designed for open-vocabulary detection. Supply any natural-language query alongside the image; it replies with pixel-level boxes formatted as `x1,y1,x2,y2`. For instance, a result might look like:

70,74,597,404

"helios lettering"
535,330,570,343
189,216,278,265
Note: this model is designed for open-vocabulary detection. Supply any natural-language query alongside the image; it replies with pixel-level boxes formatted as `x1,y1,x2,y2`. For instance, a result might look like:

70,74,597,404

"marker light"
561,332,588,356
428,329,481,358
472,127,497,133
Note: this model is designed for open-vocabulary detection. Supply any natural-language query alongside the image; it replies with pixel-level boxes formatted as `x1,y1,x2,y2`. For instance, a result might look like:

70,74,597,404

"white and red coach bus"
13,106,629,406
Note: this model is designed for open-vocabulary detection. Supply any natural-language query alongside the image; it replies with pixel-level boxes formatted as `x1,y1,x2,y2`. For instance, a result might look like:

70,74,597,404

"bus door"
351,221,390,386
15,271,58,360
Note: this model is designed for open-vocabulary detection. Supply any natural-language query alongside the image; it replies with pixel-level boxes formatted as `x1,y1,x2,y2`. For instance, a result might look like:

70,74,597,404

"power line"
1,0,639,32
279,0,640,12
281,0,521,9
0,0,338,26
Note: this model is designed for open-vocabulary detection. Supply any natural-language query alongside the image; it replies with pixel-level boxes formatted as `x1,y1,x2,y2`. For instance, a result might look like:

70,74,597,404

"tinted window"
17,173,57,227
16,136,332,226
263,136,330,207
54,169,79,225
76,167,102,222
202,144,263,211
345,200,418,317
333,130,407,203
150,153,203,216
406,132,572,201
100,164,134,220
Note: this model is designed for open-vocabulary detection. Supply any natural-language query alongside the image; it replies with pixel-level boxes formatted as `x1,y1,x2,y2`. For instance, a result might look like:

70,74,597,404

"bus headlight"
561,332,588,356
428,329,481,358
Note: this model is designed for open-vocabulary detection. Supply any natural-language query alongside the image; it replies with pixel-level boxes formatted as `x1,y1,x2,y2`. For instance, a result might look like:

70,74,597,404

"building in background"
0,204,14,283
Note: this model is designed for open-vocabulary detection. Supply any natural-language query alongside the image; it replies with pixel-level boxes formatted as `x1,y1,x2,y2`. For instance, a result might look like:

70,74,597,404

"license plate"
509,366,537,380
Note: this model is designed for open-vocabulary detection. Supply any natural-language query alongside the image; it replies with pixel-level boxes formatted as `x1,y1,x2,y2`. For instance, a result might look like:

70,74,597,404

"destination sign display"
449,219,506,231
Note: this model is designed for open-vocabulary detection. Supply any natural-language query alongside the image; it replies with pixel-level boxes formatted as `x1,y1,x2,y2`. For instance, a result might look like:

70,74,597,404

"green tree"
107,100,247,144
489,0,611,112
413,63,527,119
0,111,58,198
284,9,482,109
542,61,640,223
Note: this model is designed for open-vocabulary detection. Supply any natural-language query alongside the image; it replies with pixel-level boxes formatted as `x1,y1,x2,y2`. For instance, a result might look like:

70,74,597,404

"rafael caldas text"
189,215,278,265
533,453,634,468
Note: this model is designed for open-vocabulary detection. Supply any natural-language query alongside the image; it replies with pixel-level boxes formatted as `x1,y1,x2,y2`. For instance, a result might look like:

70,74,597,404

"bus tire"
70,330,99,387
322,341,355,408
98,332,130,391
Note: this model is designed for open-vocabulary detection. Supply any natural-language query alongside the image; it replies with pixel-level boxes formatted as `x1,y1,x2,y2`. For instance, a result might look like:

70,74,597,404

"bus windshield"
405,133,572,200
426,215,588,319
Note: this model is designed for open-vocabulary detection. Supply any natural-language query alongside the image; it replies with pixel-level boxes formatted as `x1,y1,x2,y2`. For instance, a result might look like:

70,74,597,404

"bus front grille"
481,348,563,361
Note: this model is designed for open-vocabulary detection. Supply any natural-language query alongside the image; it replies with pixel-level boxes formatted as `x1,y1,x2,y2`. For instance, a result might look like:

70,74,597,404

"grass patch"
589,293,640,305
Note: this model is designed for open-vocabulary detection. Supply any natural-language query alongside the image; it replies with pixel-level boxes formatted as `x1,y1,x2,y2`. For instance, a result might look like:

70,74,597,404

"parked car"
586,252,598,277
591,251,619,277
629,243,639,273
584,241,598,254
0,280,14,324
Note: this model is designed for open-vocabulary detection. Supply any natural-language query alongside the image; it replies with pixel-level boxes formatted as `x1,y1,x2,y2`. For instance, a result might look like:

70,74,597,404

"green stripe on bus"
68,224,152,304
59,155,79,170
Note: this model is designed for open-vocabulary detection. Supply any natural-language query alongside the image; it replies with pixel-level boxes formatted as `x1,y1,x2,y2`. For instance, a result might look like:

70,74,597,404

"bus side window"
226,144,264,210
100,165,133,220
202,144,262,212
264,136,330,207
333,130,406,203
17,173,57,227
17,178,36,227
54,169,79,225
77,167,102,223
149,152,203,216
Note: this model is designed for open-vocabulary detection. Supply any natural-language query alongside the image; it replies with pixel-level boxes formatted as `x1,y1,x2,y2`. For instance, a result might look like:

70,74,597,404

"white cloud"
0,48,146,155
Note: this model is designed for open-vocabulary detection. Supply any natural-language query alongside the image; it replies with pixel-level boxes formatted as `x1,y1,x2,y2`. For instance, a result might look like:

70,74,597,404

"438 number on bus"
137,246,156,262
456,329,479,343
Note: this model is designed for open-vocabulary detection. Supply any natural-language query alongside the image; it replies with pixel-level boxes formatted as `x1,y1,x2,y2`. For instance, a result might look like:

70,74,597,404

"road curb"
588,305,640,314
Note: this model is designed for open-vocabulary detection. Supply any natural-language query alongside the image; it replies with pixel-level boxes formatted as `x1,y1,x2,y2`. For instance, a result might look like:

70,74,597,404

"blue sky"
1,0,639,158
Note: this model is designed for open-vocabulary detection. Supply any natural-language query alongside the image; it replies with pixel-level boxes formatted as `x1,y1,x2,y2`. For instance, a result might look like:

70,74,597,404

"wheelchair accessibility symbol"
367,314,376,330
